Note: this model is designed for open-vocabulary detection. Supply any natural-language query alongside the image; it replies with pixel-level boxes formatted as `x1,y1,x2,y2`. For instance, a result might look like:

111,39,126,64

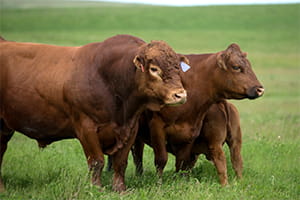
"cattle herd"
0,34,264,193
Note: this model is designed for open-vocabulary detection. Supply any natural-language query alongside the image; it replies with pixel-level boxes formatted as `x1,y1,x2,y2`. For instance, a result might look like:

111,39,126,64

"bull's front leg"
131,136,145,175
111,129,138,192
75,117,104,188
149,117,168,178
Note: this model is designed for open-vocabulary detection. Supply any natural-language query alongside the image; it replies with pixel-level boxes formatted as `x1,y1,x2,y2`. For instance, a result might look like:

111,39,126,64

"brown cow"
107,101,242,185
121,101,242,185
128,44,264,185
191,101,242,185
0,34,188,192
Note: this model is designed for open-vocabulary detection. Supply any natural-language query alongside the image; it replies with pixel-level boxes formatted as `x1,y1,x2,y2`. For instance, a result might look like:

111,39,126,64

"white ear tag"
180,62,191,72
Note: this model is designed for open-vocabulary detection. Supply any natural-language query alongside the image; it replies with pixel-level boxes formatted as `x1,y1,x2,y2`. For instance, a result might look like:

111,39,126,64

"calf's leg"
208,143,228,186
175,143,195,172
226,127,243,179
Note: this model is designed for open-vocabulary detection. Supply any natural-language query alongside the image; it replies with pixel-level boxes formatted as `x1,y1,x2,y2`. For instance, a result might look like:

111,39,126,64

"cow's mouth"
165,89,187,106
246,86,264,99
166,98,187,106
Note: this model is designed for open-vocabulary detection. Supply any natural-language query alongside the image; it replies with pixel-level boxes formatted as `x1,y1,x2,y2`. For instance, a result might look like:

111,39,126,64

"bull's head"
133,40,188,110
215,43,264,100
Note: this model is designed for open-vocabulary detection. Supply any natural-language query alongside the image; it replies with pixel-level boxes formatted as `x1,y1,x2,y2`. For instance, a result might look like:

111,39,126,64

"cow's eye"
149,65,163,80
232,66,241,71
150,67,158,72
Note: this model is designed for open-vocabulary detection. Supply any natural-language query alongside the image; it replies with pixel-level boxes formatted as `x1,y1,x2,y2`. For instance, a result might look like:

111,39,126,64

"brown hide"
0,34,187,192
191,101,242,185
130,44,263,184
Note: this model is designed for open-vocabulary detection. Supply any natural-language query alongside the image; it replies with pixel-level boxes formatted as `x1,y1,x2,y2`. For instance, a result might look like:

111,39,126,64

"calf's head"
215,43,264,100
134,40,188,110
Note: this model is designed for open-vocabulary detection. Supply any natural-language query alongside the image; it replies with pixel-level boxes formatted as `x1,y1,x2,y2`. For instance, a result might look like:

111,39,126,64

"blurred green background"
0,1,299,199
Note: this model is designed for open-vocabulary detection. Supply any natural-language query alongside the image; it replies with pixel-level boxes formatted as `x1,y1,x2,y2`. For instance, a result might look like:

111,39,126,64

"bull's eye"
150,67,158,72
149,64,162,80
232,66,241,71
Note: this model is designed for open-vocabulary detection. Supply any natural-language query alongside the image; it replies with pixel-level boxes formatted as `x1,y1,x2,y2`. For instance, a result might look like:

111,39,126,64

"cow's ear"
242,52,248,57
133,55,145,72
179,55,189,64
217,52,227,70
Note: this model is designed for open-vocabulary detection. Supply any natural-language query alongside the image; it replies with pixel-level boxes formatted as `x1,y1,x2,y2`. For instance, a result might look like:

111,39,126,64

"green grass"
0,1,299,199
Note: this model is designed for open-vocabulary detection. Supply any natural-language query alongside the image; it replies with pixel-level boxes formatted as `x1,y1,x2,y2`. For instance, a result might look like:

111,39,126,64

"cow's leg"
80,139,104,187
131,136,145,175
175,143,194,172
208,143,228,186
149,117,168,177
0,119,14,192
226,127,243,179
151,133,168,177
111,129,138,192
75,118,104,187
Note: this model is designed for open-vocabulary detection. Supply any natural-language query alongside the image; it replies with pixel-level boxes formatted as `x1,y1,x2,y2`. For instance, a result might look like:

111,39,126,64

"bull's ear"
133,55,145,72
242,52,248,57
217,52,227,70
179,55,189,64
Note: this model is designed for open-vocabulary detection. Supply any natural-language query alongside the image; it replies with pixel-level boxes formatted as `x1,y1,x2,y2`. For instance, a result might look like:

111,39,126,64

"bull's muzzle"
166,89,187,105
247,86,264,99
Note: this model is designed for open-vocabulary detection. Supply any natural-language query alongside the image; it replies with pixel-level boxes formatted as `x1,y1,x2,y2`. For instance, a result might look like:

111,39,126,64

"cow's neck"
190,54,219,105
184,53,224,123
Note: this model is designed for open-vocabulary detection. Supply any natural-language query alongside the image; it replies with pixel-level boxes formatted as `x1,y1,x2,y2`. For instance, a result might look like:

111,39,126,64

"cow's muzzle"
247,86,264,99
166,89,187,105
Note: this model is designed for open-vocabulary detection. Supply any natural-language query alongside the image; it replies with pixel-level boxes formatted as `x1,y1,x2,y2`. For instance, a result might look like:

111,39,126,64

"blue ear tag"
180,62,191,72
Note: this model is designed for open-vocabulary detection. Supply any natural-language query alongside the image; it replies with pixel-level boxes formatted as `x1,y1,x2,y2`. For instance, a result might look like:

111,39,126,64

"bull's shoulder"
103,34,145,46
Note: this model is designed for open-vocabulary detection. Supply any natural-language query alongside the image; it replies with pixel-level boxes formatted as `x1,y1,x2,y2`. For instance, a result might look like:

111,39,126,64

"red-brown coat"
190,101,242,185
129,44,264,185
0,35,188,192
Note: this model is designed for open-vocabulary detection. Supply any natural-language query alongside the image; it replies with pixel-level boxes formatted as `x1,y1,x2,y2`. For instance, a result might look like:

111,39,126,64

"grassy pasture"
0,1,299,199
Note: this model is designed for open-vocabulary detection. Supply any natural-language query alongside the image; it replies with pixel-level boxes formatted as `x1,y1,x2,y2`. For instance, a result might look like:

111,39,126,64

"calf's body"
191,101,242,185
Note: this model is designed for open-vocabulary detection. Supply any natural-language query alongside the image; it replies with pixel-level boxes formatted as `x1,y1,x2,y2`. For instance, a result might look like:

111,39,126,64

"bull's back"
0,42,78,139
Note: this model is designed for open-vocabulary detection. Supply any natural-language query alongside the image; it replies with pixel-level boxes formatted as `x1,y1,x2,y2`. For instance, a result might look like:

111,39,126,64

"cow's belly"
166,123,197,144
2,95,75,141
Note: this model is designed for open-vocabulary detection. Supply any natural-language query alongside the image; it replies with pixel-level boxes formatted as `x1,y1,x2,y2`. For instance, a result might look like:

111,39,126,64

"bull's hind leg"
0,119,15,192
226,127,243,179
